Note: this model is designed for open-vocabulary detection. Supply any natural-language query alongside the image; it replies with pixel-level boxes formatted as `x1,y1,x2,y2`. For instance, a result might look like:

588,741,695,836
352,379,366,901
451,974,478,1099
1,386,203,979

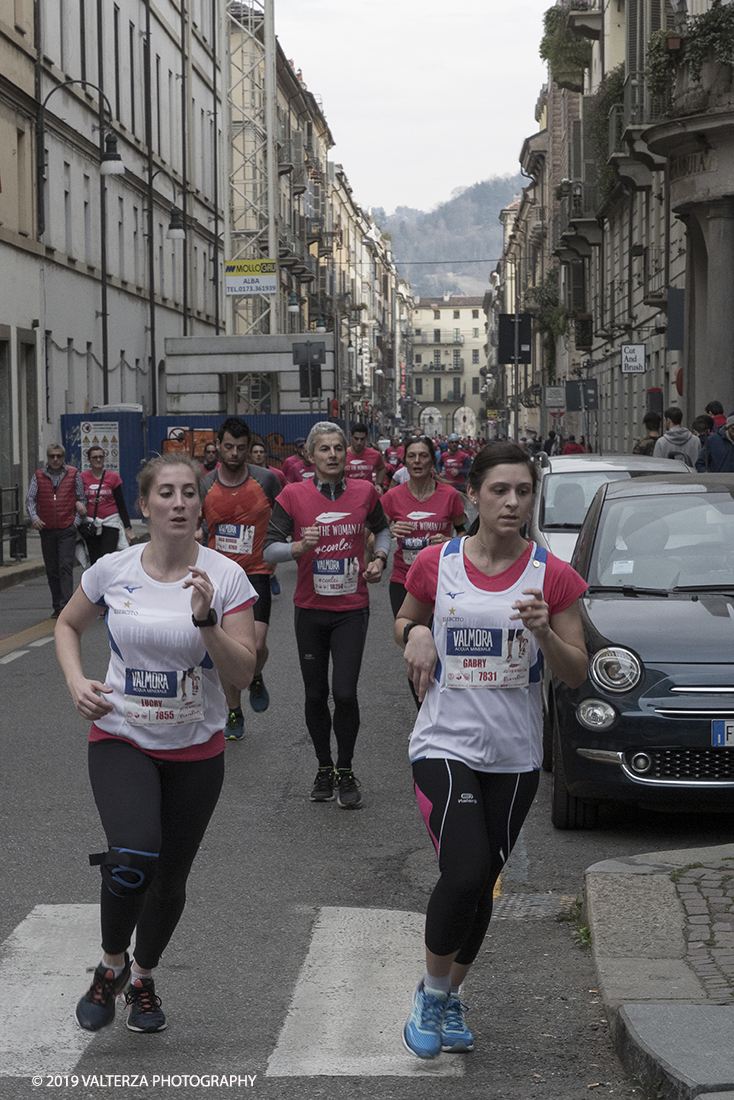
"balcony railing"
623,70,672,130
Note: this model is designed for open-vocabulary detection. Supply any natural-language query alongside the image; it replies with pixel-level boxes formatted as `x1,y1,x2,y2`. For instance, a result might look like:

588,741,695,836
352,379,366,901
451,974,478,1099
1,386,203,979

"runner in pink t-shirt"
344,422,386,490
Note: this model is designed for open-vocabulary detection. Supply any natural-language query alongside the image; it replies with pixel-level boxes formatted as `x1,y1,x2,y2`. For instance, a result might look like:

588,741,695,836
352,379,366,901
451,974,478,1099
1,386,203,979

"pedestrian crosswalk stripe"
266,907,465,1077
0,651,29,665
0,905,98,1076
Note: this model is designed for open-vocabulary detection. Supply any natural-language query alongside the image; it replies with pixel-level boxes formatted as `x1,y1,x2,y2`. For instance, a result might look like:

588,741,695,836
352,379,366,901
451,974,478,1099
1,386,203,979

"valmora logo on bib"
407,510,436,521
315,511,352,525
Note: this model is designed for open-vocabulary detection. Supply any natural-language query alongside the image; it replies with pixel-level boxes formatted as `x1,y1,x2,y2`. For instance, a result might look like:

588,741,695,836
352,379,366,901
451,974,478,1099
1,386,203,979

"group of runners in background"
54,419,587,1063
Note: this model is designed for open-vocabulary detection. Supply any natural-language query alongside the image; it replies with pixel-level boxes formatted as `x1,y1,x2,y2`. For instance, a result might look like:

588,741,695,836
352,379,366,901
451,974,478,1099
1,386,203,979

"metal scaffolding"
222,0,279,340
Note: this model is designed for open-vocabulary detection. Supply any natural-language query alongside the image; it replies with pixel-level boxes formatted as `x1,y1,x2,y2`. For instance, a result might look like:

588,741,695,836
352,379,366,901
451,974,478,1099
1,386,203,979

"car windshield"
588,493,734,591
540,471,637,529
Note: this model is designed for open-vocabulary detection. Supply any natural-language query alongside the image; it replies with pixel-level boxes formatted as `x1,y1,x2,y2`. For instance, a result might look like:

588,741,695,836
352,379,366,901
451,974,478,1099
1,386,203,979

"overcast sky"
274,0,551,215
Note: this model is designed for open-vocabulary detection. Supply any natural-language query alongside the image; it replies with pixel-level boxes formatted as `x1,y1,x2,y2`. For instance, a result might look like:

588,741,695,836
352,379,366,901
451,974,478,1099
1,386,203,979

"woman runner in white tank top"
394,442,588,1060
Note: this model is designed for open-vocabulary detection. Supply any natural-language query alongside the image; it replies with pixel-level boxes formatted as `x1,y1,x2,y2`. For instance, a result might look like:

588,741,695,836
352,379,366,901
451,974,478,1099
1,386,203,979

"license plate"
712,720,734,747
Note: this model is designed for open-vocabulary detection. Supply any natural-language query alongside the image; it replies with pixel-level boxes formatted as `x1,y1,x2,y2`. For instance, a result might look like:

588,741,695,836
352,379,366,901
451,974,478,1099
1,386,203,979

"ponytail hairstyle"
465,442,538,537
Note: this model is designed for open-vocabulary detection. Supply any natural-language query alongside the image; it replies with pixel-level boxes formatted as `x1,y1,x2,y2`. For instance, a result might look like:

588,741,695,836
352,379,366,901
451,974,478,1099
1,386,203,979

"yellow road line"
0,620,55,659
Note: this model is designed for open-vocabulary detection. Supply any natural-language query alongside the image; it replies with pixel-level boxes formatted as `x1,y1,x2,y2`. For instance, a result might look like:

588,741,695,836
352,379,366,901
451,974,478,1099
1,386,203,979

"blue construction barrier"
62,412,345,520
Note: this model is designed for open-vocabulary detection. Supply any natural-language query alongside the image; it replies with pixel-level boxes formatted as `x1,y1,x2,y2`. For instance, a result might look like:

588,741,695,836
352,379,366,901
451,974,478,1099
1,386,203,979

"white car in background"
529,453,694,563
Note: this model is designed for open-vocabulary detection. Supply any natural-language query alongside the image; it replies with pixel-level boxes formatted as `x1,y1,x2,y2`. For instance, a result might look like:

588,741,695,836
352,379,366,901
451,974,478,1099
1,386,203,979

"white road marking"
267,907,465,1077
28,637,54,647
0,904,99,1076
0,651,29,664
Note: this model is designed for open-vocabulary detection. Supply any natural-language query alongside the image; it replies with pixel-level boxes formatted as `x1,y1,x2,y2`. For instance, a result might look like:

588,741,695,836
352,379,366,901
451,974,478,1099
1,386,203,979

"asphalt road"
1,560,732,1100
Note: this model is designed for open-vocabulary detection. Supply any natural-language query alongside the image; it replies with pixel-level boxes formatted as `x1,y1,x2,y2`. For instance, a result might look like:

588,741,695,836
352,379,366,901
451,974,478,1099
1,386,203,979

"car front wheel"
551,720,599,830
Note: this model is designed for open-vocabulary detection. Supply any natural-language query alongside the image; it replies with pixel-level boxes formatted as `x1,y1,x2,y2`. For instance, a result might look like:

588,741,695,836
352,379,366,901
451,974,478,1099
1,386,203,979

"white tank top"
408,537,547,772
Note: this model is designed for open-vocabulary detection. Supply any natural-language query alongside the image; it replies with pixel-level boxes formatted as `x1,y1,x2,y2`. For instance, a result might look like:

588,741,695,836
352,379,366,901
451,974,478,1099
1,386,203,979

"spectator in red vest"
26,443,87,617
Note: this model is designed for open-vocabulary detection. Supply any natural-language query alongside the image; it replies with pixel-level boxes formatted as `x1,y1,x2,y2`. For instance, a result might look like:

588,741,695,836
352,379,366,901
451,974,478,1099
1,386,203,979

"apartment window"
132,206,140,285
433,329,441,343
472,377,480,395
415,354,422,364
63,161,72,257
473,328,479,339
79,0,87,81
433,350,441,368
16,128,30,234
472,310,479,319
453,350,461,370
472,349,480,364
83,174,91,263
155,56,162,156
159,224,165,299
433,310,440,320
414,328,421,336
129,23,136,133
454,328,461,342
113,7,121,120
414,378,423,396
453,310,460,319
118,196,125,281
433,378,441,402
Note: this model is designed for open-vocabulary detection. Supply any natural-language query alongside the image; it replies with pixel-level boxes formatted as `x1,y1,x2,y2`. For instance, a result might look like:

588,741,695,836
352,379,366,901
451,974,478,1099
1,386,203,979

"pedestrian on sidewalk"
263,421,391,809
695,413,734,472
55,453,256,1034
80,446,135,564
25,443,88,617
653,406,701,466
633,412,661,456
394,441,587,1060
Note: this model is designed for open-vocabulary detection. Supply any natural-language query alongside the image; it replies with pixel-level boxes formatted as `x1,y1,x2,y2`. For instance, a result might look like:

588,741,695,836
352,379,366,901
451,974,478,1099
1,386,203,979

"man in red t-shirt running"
281,438,316,483
345,423,386,492
201,417,281,738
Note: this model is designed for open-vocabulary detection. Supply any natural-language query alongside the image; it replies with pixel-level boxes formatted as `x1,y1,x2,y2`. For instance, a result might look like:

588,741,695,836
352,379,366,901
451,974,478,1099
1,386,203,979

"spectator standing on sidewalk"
26,443,87,617
696,414,734,473
653,406,701,466
81,446,135,564
633,412,662,456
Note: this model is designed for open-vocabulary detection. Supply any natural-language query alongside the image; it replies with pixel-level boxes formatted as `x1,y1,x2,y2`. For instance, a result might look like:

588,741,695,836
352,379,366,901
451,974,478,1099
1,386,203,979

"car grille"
624,748,734,783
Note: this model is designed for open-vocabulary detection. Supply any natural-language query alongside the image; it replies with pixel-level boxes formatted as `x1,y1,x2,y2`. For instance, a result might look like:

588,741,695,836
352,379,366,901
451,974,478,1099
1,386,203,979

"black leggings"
294,605,369,770
88,740,224,969
87,525,121,564
412,758,539,964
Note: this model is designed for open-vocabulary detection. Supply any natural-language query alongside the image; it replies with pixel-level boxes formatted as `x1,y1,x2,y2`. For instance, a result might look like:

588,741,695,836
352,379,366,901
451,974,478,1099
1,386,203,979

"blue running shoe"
269,574,281,596
402,981,447,1059
125,976,167,1032
224,708,244,740
441,993,474,1052
249,675,269,713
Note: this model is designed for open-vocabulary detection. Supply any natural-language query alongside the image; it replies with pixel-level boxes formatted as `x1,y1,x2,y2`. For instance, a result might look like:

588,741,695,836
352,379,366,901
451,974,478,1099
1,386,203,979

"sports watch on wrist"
403,620,422,645
192,609,218,628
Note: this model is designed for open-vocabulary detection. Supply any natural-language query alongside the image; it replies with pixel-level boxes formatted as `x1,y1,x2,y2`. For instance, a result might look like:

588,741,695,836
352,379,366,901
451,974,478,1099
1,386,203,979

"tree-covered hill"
373,174,523,298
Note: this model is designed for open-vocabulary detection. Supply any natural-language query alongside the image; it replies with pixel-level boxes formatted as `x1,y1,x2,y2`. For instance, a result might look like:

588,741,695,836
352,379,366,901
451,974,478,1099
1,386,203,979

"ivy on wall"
526,269,567,381
539,6,593,92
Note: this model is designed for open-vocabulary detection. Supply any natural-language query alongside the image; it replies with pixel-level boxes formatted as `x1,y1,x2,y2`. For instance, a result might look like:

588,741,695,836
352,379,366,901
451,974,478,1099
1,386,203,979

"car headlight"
589,647,642,694
576,699,617,730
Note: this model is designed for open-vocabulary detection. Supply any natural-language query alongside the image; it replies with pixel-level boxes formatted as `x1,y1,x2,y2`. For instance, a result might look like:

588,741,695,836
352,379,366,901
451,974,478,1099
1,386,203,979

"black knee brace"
89,847,159,898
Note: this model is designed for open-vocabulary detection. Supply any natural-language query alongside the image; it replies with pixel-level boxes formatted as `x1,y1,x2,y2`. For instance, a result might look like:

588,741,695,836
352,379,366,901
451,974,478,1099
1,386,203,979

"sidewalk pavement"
586,842,734,1100
0,523,149,593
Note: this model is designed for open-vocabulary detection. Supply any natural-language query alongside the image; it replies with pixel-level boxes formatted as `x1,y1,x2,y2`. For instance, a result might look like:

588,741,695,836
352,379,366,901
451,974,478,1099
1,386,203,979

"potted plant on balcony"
540,5,592,92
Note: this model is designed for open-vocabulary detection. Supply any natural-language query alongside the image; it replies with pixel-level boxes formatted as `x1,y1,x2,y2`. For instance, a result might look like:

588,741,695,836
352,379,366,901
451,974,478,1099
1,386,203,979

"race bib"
444,626,531,689
124,667,205,726
215,522,254,555
401,536,428,566
312,557,360,596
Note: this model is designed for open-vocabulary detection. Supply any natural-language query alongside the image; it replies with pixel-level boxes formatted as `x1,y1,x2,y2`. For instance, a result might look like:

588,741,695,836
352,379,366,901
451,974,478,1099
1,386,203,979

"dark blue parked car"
550,473,734,828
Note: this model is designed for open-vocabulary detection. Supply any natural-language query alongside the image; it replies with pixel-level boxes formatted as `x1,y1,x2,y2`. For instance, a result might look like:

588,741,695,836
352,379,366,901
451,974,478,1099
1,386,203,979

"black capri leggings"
88,739,224,970
412,758,539,965
294,605,369,770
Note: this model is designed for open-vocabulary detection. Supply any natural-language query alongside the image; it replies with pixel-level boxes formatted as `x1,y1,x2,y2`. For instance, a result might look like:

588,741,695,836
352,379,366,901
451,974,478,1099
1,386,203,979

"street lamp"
35,79,125,405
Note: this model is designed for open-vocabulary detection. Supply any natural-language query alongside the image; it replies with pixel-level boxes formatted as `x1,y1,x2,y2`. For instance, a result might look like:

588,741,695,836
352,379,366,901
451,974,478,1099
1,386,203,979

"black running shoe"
336,768,362,809
309,767,336,802
125,976,167,1032
75,954,131,1031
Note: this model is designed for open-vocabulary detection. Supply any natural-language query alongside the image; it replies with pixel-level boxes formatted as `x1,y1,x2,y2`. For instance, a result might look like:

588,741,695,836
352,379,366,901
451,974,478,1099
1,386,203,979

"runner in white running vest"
394,441,588,1060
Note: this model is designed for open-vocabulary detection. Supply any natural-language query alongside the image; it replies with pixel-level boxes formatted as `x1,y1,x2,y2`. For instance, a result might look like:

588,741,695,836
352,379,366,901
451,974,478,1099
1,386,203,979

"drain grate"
493,893,576,920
